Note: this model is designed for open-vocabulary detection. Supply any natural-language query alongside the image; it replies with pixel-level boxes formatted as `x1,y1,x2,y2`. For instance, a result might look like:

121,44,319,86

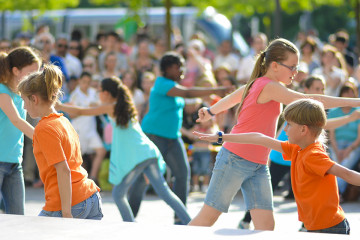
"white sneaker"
238,220,250,229
192,185,200,192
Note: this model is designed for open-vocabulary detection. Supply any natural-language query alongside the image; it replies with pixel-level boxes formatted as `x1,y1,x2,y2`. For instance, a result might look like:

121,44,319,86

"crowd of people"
1,23,360,235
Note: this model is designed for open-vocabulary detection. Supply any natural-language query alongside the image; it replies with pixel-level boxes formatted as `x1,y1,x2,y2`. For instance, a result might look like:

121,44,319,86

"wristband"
217,131,224,144
207,107,215,117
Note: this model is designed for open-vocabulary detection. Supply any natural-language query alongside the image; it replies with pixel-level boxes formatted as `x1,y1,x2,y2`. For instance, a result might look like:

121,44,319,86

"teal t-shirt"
141,76,185,139
328,107,360,142
269,123,291,167
0,84,26,163
109,119,165,185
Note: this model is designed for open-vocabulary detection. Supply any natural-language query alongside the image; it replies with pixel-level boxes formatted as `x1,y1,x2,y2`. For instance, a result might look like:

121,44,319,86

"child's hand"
193,131,217,142
196,107,212,123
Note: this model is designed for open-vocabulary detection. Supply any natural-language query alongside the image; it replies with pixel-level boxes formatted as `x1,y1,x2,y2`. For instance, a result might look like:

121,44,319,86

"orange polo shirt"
281,141,345,230
33,113,99,211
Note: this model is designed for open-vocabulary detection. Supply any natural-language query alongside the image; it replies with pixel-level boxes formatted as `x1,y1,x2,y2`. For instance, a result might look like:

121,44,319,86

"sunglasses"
39,40,51,45
57,43,68,48
277,62,299,72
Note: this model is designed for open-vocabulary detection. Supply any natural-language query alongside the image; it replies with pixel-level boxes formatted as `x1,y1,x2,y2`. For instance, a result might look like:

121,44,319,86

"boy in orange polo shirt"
19,64,102,219
194,99,360,235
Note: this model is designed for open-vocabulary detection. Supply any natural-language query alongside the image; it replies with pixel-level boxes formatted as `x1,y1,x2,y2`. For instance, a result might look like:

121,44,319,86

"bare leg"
188,204,222,226
89,147,107,179
250,209,275,230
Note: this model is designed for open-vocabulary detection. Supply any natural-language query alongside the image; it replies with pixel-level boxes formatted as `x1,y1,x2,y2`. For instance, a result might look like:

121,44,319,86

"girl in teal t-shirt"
57,76,191,224
0,46,41,214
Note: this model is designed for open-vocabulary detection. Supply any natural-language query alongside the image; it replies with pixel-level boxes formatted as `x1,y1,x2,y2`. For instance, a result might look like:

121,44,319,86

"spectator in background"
98,31,128,74
122,69,145,112
33,32,69,83
68,72,107,183
101,51,121,79
313,44,346,97
139,71,156,122
333,31,358,76
300,36,320,74
213,40,240,77
0,39,11,53
236,33,268,85
68,40,83,61
131,40,155,89
55,35,83,78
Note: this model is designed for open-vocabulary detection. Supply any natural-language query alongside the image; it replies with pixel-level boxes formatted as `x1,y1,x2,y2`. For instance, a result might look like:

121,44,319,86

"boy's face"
284,121,303,144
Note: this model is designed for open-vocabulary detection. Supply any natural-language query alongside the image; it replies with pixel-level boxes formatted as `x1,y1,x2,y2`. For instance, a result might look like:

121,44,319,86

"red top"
223,77,281,164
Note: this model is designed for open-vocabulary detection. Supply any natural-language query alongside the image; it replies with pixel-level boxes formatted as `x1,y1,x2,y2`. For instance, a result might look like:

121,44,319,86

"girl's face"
275,53,299,85
305,80,325,95
22,95,38,119
14,62,41,85
284,121,303,145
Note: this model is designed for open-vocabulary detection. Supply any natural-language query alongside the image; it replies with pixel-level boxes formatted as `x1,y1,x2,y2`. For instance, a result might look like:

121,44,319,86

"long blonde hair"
236,38,299,116
18,64,63,104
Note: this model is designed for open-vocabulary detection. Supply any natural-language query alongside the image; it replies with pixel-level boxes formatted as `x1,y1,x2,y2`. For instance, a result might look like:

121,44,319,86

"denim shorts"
39,192,103,220
205,147,273,213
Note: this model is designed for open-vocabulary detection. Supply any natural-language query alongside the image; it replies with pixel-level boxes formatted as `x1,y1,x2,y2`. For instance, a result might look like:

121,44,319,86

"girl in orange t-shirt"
194,99,360,235
18,64,102,219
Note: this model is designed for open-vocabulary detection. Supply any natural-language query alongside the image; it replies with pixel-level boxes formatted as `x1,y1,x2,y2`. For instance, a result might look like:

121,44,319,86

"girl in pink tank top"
188,38,360,230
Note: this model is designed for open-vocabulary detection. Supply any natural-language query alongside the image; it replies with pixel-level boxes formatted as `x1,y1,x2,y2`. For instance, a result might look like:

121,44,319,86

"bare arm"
196,86,245,123
327,163,360,187
56,102,114,117
193,131,284,154
54,160,73,218
264,82,360,108
325,111,360,129
167,85,232,98
0,94,34,139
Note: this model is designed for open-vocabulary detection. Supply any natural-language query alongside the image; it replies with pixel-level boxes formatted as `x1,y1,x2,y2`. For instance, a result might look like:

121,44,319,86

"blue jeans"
112,158,191,224
192,150,211,175
330,140,360,194
38,192,103,220
0,162,25,214
307,218,350,234
145,134,190,205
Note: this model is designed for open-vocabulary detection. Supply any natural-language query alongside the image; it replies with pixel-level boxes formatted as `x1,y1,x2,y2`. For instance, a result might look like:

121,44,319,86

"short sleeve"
153,78,176,96
281,141,298,161
303,150,335,177
35,126,67,166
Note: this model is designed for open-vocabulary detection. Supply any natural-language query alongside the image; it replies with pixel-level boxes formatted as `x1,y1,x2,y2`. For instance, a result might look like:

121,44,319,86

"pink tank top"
223,77,281,165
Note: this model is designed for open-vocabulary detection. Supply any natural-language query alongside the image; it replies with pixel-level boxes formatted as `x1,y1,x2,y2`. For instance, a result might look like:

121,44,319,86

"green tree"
0,0,79,11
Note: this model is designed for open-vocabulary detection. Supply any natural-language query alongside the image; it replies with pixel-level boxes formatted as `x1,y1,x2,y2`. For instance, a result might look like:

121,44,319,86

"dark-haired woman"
57,76,191,224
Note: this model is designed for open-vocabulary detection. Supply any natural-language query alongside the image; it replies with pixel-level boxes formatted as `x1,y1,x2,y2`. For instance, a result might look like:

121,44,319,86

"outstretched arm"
325,110,360,130
327,163,360,187
265,82,360,109
193,131,284,154
197,86,245,123
56,102,113,117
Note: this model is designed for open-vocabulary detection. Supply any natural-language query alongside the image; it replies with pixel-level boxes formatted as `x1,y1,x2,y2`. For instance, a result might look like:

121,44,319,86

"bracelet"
217,131,224,144
207,107,215,117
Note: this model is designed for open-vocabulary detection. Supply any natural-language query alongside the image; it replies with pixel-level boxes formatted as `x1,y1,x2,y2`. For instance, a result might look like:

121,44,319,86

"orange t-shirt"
33,113,99,211
281,141,345,230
